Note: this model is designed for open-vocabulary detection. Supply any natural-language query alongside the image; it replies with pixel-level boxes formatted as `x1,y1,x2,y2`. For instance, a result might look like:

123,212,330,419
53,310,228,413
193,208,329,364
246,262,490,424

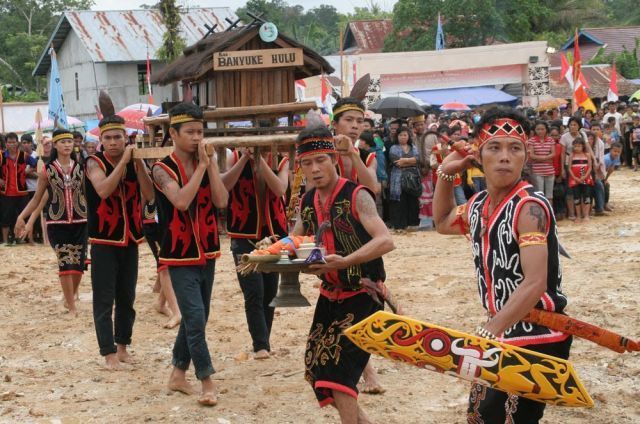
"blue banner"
436,13,445,51
48,48,68,129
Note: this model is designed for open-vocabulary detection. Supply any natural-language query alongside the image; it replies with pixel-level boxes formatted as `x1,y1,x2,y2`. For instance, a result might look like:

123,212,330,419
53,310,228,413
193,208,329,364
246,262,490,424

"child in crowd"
568,137,594,223
603,142,623,211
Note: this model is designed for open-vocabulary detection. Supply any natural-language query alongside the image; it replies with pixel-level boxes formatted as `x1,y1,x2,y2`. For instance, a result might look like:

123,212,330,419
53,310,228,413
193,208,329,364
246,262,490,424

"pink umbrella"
86,103,160,140
27,116,84,132
440,102,471,111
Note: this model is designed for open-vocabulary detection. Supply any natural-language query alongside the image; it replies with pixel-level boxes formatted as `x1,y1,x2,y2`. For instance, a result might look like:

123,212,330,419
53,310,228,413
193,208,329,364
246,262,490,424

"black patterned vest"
44,160,87,224
85,151,144,246
467,180,568,346
300,178,385,299
153,152,220,266
226,151,288,239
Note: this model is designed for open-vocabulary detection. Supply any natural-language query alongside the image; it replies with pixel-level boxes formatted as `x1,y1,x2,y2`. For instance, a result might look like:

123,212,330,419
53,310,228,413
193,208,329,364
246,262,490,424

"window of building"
75,72,79,101
137,64,148,96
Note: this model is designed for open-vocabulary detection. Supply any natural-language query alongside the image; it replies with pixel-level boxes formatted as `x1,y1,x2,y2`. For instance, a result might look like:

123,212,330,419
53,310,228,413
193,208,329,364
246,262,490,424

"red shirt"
2,151,33,197
552,140,564,178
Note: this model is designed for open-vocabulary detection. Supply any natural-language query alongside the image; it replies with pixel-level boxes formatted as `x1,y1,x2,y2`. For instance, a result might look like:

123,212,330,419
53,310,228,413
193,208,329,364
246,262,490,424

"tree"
589,40,640,79
0,0,93,94
383,0,504,52
157,0,186,101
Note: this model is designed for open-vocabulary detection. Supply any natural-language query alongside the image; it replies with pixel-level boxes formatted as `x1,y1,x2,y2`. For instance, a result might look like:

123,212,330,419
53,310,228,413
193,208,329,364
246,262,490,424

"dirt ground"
1,169,639,424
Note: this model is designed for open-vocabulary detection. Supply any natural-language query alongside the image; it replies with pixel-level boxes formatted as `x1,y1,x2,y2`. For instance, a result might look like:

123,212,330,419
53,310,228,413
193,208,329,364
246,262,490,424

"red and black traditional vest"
1,150,29,196
300,178,385,300
85,152,144,246
227,151,288,240
467,181,569,347
153,152,220,266
44,160,87,224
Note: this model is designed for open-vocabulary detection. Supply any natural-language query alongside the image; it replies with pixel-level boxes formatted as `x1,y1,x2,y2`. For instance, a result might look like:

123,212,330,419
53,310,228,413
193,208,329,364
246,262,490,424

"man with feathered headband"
433,107,571,423
291,124,394,423
85,114,154,369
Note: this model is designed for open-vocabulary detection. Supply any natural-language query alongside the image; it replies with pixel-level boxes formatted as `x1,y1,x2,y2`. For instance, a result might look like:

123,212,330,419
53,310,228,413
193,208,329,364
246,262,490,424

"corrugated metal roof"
33,7,237,76
549,64,640,98
561,26,640,61
343,19,393,54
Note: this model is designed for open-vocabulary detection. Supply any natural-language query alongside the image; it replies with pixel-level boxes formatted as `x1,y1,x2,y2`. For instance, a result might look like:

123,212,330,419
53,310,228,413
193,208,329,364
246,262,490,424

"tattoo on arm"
152,166,172,191
527,203,547,232
85,157,99,173
355,189,378,219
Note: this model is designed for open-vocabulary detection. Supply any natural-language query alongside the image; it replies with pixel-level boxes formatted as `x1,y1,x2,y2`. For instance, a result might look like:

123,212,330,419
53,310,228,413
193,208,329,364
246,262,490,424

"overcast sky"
91,0,397,14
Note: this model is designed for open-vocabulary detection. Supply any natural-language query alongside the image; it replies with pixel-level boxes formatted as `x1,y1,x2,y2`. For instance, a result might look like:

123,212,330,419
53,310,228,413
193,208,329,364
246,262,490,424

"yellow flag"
580,98,597,113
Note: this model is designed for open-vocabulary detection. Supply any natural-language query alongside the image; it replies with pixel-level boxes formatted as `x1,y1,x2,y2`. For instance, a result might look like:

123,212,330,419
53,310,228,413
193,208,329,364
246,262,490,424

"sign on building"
213,48,303,71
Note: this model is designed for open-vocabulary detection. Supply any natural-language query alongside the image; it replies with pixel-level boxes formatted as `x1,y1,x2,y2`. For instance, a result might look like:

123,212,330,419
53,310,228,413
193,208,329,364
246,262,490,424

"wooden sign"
213,48,303,71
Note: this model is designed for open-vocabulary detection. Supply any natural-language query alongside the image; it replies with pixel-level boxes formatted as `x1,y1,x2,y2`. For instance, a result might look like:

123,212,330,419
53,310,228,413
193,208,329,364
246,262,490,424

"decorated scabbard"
523,309,639,354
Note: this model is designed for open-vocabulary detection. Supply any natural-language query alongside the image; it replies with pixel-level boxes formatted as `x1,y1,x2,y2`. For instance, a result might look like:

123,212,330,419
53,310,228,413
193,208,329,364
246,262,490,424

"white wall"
0,102,48,133
48,29,175,122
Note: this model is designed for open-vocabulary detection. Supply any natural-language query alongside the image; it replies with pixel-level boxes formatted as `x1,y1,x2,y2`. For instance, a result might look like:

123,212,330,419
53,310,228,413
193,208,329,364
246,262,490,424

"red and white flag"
608,62,619,102
560,52,590,89
572,30,590,112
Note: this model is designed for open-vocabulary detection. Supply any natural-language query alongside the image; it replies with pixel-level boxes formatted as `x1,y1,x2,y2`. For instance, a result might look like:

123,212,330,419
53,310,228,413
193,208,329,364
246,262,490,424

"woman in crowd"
388,126,420,232
528,121,556,204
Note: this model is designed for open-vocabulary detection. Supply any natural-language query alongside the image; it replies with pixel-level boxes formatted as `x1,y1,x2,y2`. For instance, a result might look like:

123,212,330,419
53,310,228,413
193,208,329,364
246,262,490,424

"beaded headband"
99,123,126,134
170,114,203,126
52,133,74,143
332,104,365,118
296,136,336,159
477,118,527,147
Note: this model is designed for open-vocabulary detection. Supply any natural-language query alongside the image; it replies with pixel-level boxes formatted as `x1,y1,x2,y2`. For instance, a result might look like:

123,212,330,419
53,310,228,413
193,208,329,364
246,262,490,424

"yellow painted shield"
344,311,593,407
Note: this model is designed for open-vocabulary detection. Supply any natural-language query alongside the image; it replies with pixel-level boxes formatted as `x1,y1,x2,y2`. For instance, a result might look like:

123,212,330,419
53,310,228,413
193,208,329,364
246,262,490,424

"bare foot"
163,314,182,329
116,345,135,364
254,349,270,360
361,363,385,395
67,308,79,317
198,391,218,406
104,354,122,370
154,302,171,317
198,378,218,407
168,369,195,395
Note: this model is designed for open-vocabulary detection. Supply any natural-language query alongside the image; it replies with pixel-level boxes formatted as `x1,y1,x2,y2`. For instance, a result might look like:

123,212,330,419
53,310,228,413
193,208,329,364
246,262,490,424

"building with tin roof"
33,8,237,121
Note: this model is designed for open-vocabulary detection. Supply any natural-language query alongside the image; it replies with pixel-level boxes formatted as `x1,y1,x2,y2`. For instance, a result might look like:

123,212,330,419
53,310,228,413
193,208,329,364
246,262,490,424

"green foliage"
236,1,388,55
3,89,44,102
589,41,640,79
0,0,93,91
157,0,186,62
605,0,640,25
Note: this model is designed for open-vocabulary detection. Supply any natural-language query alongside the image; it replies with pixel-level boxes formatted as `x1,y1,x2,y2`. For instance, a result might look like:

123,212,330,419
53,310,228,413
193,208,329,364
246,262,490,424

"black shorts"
47,223,88,275
632,143,640,157
143,222,161,269
0,195,28,227
467,336,573,424
571,184,592,204
304,292,382,407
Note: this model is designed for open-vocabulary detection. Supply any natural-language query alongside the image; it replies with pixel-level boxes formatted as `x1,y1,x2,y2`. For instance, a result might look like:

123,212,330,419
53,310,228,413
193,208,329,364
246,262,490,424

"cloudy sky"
91,0,397,14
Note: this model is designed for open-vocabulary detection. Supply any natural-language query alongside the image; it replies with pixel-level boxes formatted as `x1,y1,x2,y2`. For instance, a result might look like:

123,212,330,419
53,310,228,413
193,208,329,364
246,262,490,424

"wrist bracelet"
475,326,497,340
436,165,456,182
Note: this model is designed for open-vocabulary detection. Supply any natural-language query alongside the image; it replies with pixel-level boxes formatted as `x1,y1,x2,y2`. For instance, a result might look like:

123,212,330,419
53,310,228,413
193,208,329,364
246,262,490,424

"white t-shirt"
603,112,623,133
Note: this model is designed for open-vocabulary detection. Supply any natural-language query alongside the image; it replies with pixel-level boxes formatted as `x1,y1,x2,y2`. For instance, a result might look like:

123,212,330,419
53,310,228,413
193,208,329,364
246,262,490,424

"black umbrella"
369,96,426,118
